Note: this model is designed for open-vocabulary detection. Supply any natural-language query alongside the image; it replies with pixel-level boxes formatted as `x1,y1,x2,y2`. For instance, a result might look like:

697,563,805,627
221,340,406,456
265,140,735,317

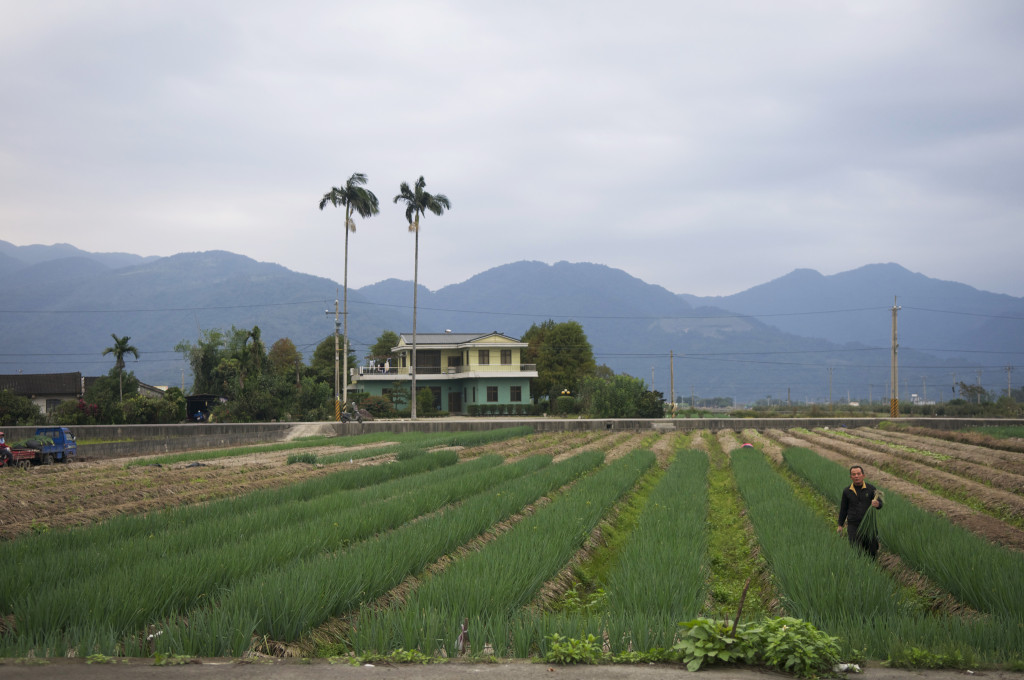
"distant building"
0,372,85,414
353,331,537,413
0,372,166,413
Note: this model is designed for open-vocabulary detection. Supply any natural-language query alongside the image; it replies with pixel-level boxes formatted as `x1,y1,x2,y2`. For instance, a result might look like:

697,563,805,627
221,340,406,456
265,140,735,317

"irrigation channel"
0,422,1022,672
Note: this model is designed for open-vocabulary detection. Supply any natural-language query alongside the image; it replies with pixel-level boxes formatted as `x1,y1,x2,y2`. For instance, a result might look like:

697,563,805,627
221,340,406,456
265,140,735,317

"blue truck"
0,427,77,468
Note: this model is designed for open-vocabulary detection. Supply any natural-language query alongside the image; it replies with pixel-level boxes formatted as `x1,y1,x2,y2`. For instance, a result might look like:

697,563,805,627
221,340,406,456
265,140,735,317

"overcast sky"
2,1,1022,298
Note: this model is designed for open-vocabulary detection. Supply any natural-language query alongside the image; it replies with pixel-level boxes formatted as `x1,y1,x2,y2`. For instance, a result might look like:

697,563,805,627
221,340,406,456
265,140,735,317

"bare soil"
851,427,1024,477
0,431,653,542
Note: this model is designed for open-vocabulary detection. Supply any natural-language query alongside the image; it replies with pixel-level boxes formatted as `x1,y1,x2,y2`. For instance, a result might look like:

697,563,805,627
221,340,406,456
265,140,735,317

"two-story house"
353,331,537,414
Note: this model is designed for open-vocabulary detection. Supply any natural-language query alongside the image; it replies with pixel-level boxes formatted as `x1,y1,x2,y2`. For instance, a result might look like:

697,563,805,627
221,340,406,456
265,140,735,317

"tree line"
0,320,669,425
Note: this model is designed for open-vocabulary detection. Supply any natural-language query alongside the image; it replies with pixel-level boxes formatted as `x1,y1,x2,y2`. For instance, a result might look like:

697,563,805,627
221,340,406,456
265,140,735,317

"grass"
703,435,775,620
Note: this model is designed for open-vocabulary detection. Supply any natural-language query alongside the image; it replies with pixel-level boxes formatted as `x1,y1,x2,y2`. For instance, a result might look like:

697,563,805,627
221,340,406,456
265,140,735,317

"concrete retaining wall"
3,418,1021,462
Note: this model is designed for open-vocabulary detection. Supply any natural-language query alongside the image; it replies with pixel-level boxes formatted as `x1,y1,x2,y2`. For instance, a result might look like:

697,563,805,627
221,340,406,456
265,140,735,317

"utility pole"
977,370,983,404
669,350,675,415
326,295,341,421
890,297,900,417
1007,366,1014,399
827,367,834,408
922,375,927,404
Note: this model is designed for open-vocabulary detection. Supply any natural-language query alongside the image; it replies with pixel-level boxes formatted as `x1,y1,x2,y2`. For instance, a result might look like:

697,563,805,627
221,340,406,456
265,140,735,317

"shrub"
544,633,602,664
0,390,43,426
361,395,396,419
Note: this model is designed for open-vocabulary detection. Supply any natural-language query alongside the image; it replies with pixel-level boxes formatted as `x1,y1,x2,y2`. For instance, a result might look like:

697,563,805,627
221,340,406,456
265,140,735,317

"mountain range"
1,240,1020,404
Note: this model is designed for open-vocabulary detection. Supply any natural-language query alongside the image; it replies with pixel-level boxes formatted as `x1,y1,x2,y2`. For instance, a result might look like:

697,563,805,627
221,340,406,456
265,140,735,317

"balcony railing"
358,364,536,377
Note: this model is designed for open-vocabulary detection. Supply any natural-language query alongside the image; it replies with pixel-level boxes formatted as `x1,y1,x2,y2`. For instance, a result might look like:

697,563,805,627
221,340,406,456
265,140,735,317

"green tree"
416,386,437,417
84,368,140,424
576,374,663,418
386,380,411,413
267,338,302,379
295,376,333,421
394,176,450,420
310,335,358,386
367,330,400,367
102,334,139,404
957,381,990,404
175,329,225,395
0,390,42,426
321,173,380,411
522,320,596,402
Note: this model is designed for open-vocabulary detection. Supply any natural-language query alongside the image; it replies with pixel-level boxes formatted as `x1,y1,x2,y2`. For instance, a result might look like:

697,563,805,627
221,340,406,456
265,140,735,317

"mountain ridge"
2,242,1019,403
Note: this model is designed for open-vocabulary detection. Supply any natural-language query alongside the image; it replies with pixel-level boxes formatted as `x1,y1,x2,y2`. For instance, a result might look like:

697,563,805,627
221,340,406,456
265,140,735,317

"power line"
4,298,1022,323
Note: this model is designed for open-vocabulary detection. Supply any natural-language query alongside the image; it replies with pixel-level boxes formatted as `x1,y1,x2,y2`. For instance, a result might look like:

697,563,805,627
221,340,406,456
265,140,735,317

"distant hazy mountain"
1,244,1018,403
681,263,1024,357
0,239,159,271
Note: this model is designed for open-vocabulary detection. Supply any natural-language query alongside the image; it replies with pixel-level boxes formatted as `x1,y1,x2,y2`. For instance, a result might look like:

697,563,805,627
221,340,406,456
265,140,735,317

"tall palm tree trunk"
411,219,419,420
343,206,351,411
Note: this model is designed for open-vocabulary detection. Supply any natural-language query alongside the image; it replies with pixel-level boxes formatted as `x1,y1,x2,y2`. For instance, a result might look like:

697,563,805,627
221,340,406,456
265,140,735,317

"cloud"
1,0,1022,299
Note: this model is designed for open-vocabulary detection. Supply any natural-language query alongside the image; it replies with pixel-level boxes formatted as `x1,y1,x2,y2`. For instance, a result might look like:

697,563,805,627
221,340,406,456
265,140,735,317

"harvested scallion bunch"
857,490,884,544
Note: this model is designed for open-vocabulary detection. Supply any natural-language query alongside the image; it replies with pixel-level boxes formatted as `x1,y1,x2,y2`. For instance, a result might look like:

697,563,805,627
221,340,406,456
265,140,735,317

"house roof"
0,372,84,396
396,332,525,348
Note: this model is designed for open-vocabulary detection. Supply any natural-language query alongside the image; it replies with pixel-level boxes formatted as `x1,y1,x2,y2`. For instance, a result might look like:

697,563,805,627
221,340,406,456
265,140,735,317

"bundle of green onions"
857,490,885,544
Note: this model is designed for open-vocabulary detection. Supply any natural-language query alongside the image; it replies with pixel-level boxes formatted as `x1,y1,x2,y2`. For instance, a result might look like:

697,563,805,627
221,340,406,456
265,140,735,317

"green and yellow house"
353,331,536,414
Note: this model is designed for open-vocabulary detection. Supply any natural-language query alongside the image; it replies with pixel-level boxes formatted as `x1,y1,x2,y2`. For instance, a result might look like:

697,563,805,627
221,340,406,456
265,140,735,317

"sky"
2,1,1023,298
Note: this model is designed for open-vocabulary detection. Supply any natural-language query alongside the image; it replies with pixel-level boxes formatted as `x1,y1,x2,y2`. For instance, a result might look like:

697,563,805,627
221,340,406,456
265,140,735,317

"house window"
478,350,490,365
510,386,522,402
486,386,498,402
501,349,512,365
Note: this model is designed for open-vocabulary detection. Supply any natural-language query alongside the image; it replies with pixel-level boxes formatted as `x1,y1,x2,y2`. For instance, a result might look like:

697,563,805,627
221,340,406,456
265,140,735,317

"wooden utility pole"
891,297,900,417
1008,366,1014,399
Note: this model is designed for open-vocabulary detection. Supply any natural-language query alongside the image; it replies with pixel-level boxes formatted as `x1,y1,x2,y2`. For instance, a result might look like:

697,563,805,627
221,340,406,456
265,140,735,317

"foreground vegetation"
1,427,1022,672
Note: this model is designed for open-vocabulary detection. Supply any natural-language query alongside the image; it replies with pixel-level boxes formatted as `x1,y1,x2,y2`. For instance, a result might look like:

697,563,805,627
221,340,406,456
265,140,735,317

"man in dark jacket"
837,465,882,557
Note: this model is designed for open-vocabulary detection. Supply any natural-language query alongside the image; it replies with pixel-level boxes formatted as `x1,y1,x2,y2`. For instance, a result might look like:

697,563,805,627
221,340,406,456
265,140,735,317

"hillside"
1,242,1019,403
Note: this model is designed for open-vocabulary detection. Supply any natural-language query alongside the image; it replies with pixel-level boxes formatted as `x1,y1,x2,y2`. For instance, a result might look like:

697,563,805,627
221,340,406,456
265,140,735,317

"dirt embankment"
887,424,1024,454
812,428,1024,494
852,427,1024,477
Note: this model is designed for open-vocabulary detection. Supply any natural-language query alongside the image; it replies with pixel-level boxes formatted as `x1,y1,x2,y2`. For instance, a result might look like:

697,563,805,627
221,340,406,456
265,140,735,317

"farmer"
837,465,882,558
0,432,11,468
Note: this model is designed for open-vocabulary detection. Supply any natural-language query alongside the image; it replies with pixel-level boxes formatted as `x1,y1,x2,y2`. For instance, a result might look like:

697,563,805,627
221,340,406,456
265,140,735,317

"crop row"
3,450,478,646
145,449,607,657
732,446,1023,662
783,446,1024,619
350,448,656,655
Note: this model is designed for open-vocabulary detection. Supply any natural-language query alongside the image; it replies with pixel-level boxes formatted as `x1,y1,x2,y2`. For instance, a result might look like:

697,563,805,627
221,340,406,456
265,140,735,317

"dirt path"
741,429,784,464
765,429,1024,552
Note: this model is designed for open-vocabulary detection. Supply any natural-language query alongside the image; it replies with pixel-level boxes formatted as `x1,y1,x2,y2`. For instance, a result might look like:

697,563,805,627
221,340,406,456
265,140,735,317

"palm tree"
394,176,451,419
103,334,139,404
320,173,380,417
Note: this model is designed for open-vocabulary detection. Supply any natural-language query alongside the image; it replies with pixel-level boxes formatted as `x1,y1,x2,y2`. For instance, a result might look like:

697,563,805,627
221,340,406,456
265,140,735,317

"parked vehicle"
1,427,77,467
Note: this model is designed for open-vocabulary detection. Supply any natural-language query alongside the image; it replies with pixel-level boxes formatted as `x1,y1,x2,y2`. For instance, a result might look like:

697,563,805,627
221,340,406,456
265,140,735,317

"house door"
447,392,462,414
